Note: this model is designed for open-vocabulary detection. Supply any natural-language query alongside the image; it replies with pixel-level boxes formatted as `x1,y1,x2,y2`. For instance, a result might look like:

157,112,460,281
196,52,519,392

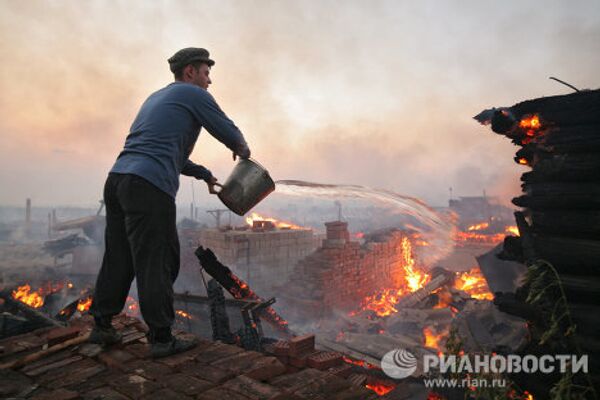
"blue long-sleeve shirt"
110,82,248,198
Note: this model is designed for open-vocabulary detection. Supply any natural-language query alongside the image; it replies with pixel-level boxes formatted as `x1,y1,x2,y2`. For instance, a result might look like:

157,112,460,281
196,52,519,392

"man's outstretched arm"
181,160,220,193
192,90,251,159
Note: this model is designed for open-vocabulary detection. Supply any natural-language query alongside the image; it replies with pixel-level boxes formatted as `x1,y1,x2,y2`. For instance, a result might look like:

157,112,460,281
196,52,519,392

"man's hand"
206,176,222,194
232,144,251,161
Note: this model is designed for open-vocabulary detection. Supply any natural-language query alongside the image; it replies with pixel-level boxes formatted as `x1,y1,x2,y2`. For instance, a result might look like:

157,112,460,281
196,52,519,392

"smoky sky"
0,0,598,209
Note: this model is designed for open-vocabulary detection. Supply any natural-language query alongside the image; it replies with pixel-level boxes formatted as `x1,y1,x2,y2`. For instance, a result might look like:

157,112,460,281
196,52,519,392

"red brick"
122,359,174,380
23,355,83,377
328,363,353,378
196,387,251,400
46,326,82,346
140,387,192,400
269,368,324,391
52,363,106,389
37,358,97,385
121,331,146,345
30,388,79,400
180,363,235,384
124,343,149,359
195,342,244,364
210,351,262,372
98,349,136,369
288,334,315,358
272,340,290,356
307,351,343,370
288,355,308,368
109,374,161,399
82,386,129,400
292,374,352,399
275,355,288,365
159,373,214,396
222,375,286,400
243,357,286,381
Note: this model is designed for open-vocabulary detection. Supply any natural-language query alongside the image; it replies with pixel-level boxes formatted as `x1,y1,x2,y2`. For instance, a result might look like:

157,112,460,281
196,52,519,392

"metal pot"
216,158,275,216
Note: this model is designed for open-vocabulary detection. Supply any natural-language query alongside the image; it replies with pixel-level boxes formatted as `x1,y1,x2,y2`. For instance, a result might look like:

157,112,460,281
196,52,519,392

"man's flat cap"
168,47,215,72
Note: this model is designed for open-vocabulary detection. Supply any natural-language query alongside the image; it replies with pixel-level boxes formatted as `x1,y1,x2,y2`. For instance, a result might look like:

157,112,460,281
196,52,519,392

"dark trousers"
91,173,180,336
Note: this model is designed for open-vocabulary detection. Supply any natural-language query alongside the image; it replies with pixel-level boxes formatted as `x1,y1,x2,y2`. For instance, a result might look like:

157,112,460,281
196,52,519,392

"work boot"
151,336,199,359
89,316,122,345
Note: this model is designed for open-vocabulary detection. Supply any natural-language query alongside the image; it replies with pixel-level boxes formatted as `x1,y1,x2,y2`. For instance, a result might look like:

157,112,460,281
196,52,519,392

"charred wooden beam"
0,291,65,328
194,246,293,337
173,292,260,308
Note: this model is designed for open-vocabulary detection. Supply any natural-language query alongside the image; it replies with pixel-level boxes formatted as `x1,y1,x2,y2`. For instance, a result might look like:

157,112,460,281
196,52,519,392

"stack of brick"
280,223,412,319
264,334,352,378
0,314,378,400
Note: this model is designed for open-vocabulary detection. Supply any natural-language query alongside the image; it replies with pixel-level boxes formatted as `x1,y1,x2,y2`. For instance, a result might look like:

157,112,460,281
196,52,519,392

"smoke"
1,0,599,207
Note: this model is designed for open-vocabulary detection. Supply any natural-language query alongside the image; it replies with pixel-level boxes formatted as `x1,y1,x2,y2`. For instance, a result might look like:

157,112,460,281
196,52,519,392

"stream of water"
275,180,456,266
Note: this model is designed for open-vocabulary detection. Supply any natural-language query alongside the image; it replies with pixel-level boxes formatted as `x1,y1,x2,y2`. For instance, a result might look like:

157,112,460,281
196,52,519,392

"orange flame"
342,356,379,369
77,296,93,312
175,310,193,319
467,222,489,232
125,296,140,317
356,237,430,317
519,114,541,130
505,225,519,236
11,280,74,308
245,212,303,229
518,114,542,144
454,231,506,245
518,158,529,165
454,267,494,300
12,284,44,308
366,383,396,395
424,326,448,351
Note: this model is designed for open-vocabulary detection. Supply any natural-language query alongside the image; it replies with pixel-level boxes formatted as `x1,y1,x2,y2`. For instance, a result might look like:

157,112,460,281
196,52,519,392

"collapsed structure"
476,88,600,398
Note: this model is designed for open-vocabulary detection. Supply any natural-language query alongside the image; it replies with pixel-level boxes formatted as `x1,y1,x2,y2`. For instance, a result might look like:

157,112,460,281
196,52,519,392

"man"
89,48,250,358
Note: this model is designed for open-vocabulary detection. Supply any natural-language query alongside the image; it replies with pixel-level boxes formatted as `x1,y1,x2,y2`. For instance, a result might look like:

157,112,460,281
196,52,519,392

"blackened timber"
529,210,600,238
194,246,293,337
509,89,600,127
207,279,236,344
559,275,600,305
541,125,600,146
0,292,64,328
530,235,600,274
513,182,600,209
173,292,260,308
520,153,600,182
514,212,536,262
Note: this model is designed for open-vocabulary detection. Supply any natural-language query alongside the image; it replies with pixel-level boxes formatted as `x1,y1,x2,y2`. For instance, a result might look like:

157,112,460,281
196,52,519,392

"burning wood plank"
0,291,64,328
194,246,293,337
396,269,454,309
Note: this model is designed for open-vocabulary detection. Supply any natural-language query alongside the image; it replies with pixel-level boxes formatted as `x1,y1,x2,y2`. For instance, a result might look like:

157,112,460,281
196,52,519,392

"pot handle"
209,182,223,195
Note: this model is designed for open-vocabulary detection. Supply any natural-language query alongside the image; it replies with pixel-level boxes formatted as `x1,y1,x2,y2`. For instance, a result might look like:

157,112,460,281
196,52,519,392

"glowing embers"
175,310,193,319
245,212,303,230
423,326,449,351
125,296,140,317
11,284,44,308
76,295,93,312
365,382,396,396
518,114,543,145
454,267,494,300
455,221,520,246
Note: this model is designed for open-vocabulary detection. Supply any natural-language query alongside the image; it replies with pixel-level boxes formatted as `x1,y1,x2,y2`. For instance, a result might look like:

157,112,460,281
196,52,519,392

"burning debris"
476,88,600,398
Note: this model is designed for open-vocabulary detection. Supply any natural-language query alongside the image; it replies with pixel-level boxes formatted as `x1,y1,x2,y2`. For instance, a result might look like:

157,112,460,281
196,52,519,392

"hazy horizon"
1,0,598,210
